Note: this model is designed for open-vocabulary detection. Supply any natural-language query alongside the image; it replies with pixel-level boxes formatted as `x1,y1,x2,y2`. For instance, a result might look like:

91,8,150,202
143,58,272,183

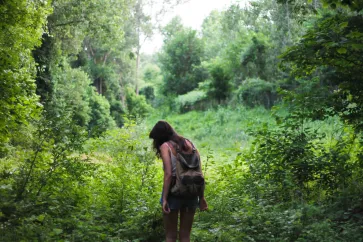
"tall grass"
146,106,273,153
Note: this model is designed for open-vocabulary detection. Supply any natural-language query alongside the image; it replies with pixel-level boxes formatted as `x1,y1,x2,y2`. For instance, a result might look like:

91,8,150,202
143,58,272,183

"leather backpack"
170,140,205,198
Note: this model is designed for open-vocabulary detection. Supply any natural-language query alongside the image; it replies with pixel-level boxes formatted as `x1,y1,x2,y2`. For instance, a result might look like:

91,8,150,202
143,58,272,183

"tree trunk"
103,51,111,65
100,78,103,95
95,78,103,95
285,1,291,45
119,75,126,107
135,46,140,95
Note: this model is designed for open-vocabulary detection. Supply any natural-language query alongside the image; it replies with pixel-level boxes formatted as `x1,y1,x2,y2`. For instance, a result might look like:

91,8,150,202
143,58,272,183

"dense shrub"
125,86,152,119
236,78,277,108
175,90,208,113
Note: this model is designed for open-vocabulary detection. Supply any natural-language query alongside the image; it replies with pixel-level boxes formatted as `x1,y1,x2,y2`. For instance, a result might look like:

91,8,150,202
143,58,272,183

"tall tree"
280,9,363,131
130,0,189,95
159,20,205,95
201,10,225,60
33,0,133,128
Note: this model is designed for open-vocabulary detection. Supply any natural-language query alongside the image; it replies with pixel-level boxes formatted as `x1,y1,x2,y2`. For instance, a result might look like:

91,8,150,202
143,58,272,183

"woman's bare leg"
179,208,196,242
163,210,179,242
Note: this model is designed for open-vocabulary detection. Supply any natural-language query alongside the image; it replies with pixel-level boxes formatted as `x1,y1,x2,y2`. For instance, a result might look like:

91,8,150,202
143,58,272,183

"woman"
149,120,208,242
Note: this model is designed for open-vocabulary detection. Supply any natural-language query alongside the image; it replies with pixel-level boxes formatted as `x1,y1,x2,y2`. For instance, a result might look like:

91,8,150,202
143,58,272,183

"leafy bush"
0,0,51,154
0,120,165,241
88,89,117,137
175,90,208,113
206,59,232,104
0,110,91,241
125,86,152,119
51,61,93,127
82,125,164,240
236,78,277,108
140,85,155,102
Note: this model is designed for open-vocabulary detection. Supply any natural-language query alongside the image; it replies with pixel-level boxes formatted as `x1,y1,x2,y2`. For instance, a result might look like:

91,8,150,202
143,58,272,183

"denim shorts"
160,194,199,210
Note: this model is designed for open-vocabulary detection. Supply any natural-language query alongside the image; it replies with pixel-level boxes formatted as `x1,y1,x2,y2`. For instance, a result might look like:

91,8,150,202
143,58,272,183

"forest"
1,0,363,241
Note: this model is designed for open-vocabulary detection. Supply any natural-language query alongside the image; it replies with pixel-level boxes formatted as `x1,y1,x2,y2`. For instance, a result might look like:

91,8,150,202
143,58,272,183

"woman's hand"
162,200,170,214
199,197,208,211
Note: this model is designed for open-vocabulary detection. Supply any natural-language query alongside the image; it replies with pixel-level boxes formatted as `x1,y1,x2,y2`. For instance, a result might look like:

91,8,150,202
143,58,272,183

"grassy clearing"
146,106,274,153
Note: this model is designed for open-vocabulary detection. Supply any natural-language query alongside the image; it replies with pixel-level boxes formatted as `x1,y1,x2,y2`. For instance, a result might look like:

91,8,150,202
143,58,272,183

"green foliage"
81,126,163,240
141,63,163,91
241,36,271,81
2,0,363,241
3,103,363,241
280,0,363,12
0,0,51,153
48,0,130,55
45,60,116,137
140,85,155,102
125,86,152,119
33,0,133,129
175,90,208,113
147,102,363,241
147,106,273,153
236,78,277,108
0,110,91,241
280,11,363,131
206,59,232,103
201,10,224,59
87,88,117,137
200,1,305,91
161,16,184,41
243,118,356,200
86,60,127,127
50,61,92,126
0,121,165,241
140,63,163,102
159,24,206,95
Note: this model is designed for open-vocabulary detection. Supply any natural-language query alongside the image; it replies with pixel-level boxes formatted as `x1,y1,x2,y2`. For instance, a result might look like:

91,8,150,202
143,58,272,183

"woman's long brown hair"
149,120,187,157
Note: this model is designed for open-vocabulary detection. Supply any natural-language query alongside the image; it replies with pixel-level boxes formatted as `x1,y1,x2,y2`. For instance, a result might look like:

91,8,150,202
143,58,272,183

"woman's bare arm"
160,143,172,209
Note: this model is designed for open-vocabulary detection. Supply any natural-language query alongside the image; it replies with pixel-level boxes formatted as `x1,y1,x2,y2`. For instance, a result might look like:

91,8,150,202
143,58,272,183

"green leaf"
347,31,363,38
337,48,347,54
339,22,348,28
351,44,363,50
37,214,45,222
53,228,63,235
347,103,357,109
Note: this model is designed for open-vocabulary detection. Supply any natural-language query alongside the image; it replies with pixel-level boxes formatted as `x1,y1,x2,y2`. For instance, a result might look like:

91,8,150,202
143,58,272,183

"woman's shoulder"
160,142,170,149
161,141,174,151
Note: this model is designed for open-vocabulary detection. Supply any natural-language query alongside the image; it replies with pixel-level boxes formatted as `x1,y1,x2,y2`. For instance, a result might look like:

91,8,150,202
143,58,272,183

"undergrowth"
1,107,363,241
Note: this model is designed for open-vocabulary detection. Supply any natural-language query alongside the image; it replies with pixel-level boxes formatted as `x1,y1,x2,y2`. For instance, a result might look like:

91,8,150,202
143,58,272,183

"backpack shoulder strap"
185,138,196,152
165,142,172,153
170,139,196,154
166,141,179,156
169,140,181,153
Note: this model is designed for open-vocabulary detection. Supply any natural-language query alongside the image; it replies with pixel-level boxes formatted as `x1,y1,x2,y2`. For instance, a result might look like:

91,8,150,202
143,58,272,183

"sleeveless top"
165,142,177,176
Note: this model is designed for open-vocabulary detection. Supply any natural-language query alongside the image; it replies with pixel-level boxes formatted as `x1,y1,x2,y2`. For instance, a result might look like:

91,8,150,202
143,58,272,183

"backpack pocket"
181,175,205,197
181,175,205,185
